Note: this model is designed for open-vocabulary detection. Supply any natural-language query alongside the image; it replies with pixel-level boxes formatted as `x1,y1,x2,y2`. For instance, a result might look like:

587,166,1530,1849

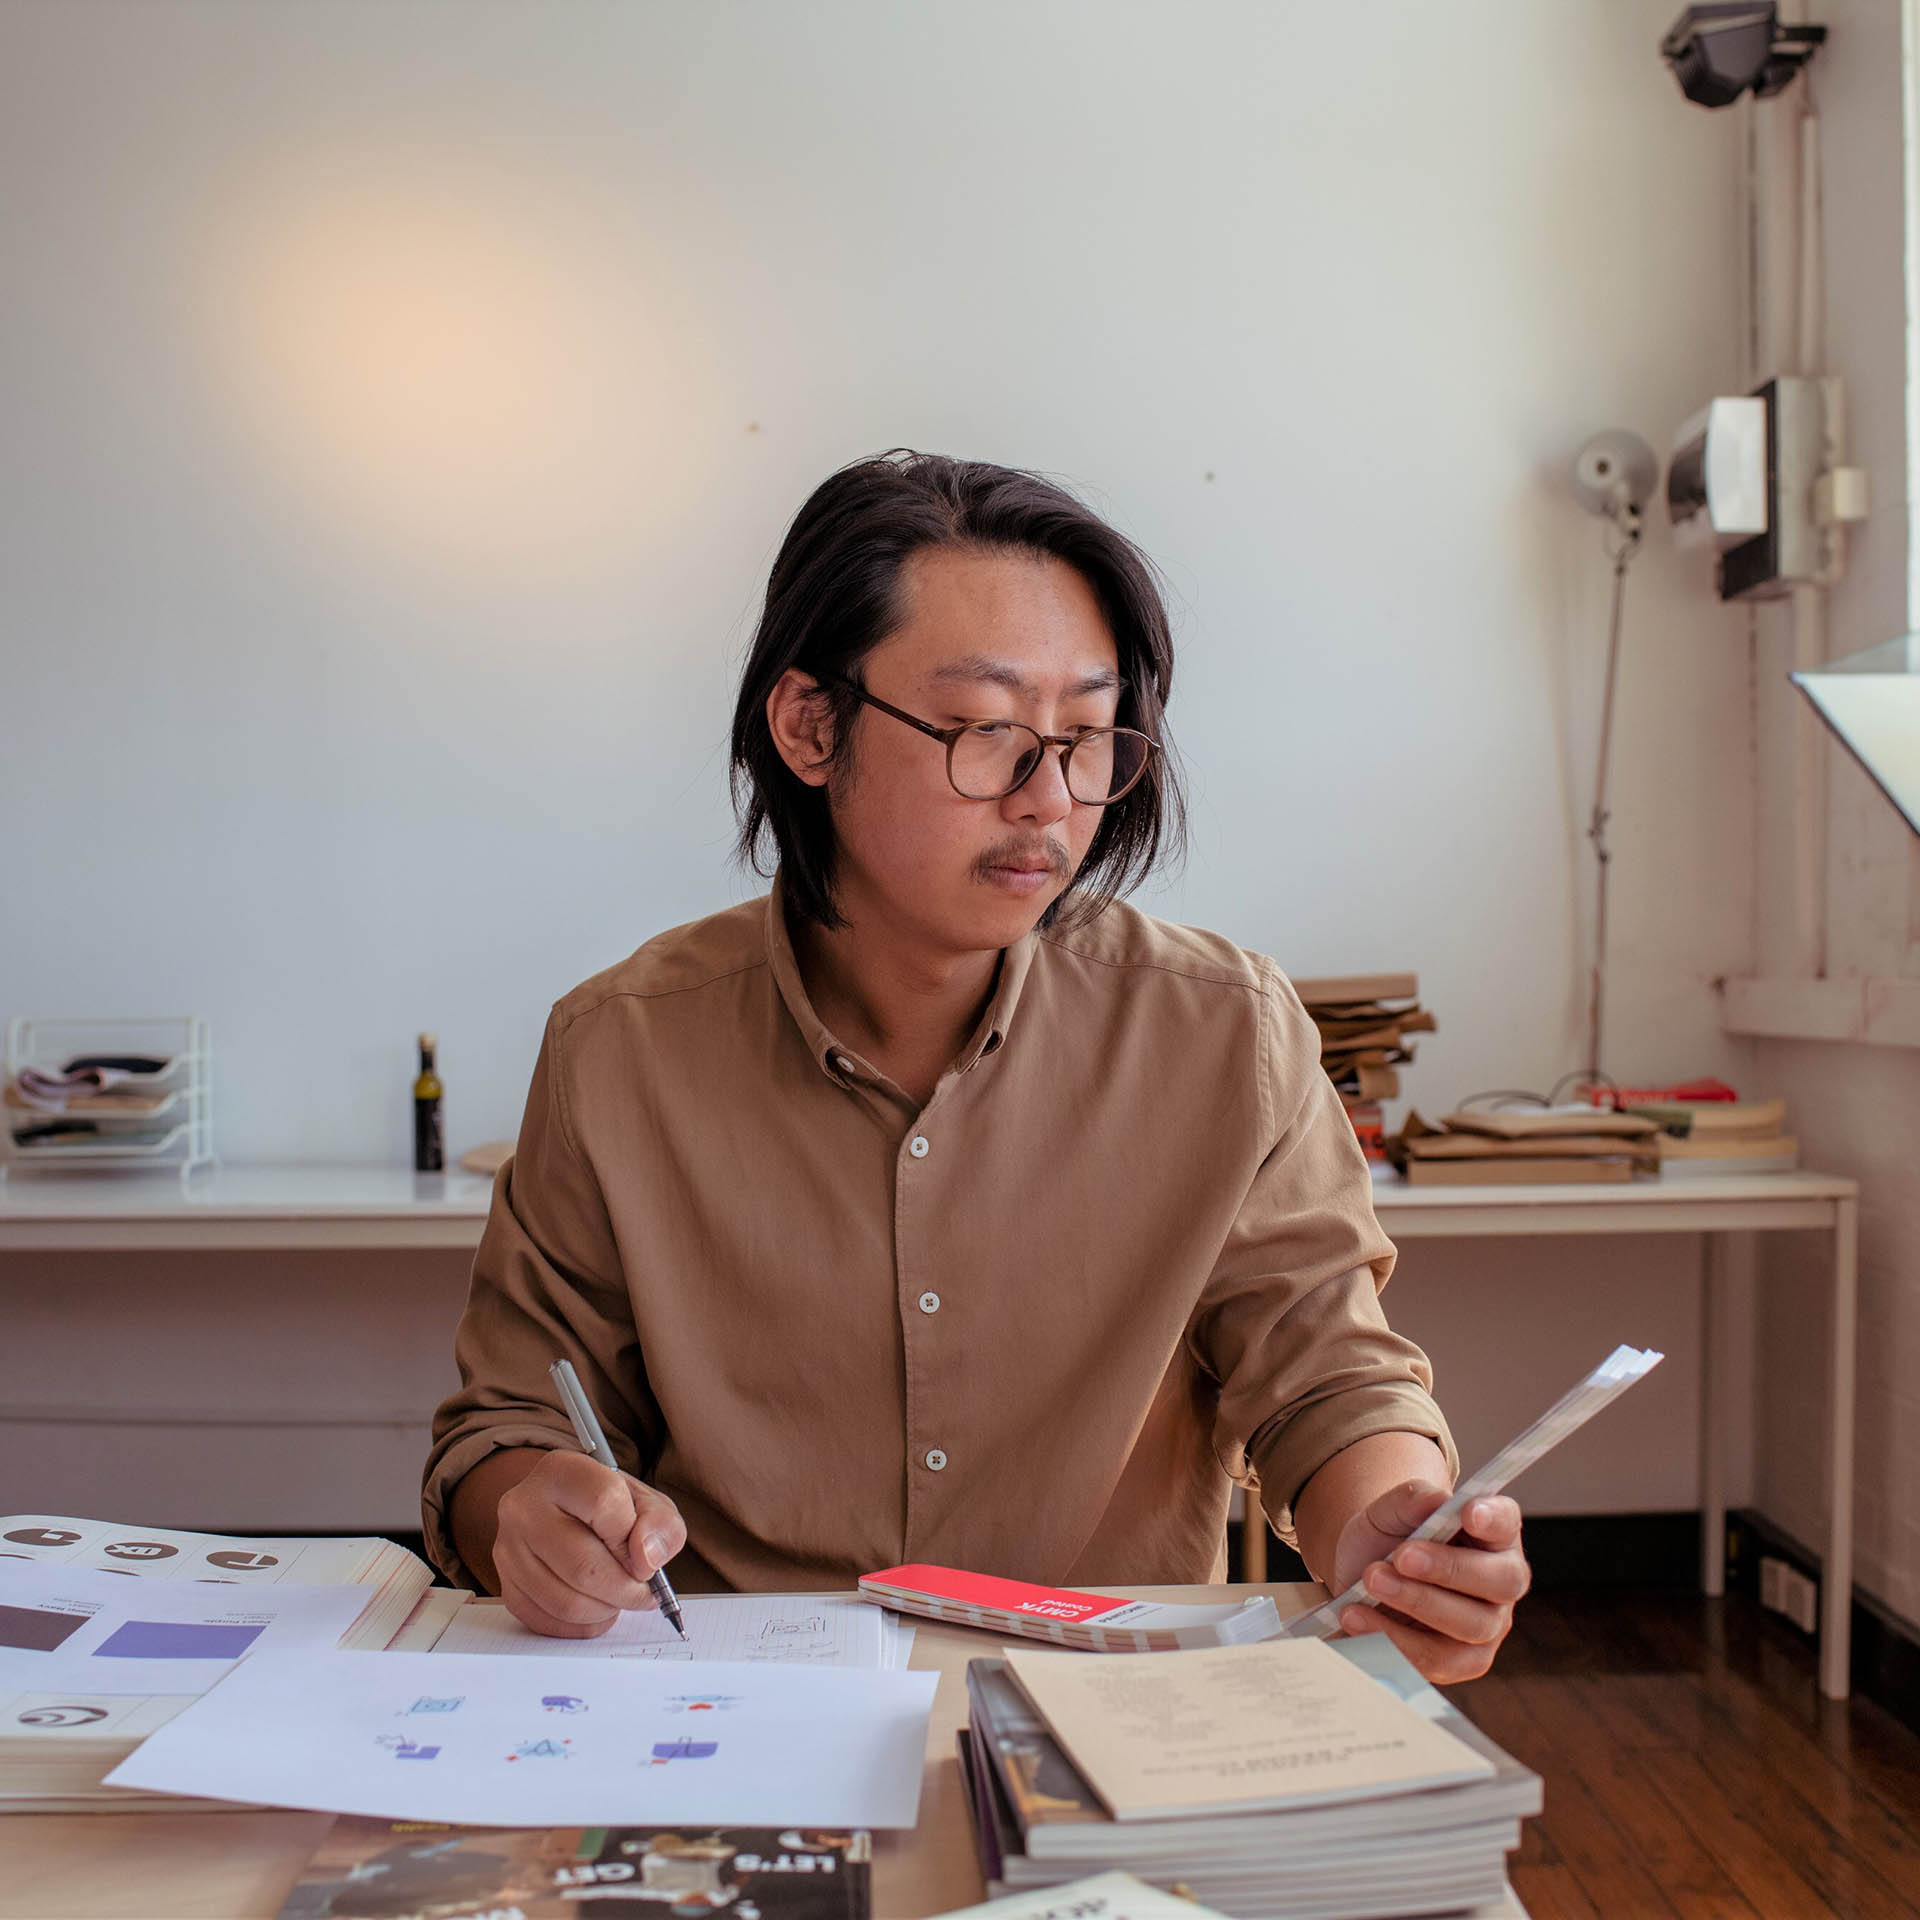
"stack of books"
1387,1107,1661,1186
1290,973,1434,1164
957,1637,1539,1920
1631,1096,1798,1178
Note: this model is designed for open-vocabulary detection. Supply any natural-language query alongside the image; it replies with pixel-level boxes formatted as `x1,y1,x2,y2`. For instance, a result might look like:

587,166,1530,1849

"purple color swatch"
94,1619,265,1660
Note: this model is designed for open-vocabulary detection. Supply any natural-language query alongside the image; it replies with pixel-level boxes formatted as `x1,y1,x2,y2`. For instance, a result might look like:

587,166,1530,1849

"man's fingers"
1362,1561,1511,1647
1390,1538,1531,1605
494,1534,620,1636
540,1452,642,1552
1457,1496,1524,1551
623,1482,689,1579
499,1470,655,1614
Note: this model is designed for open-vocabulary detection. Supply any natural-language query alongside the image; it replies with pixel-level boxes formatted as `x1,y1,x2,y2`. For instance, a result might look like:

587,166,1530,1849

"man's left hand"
1330,1481,1529,1683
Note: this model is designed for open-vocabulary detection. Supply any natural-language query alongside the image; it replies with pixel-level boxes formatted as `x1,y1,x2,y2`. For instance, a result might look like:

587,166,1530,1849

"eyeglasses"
832,678,1158,806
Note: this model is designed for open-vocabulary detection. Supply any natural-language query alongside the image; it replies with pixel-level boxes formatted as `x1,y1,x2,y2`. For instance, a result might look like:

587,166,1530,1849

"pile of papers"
1632,1096,1799,1178
1388,1105,1661,1186
1289,973,1434,1163
4,1054,183,1150
958,1638,1539,1920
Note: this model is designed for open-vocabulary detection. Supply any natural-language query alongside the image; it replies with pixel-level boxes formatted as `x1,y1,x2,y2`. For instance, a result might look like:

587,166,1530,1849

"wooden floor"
1451,1589,1920,1919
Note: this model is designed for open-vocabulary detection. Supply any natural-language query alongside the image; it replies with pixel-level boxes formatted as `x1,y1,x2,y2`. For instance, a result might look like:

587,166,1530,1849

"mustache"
973,836,1075,883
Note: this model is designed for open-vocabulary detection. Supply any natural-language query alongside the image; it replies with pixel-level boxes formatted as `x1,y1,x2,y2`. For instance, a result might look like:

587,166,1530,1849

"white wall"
1745,0,1920,1632
2,1,1761,1527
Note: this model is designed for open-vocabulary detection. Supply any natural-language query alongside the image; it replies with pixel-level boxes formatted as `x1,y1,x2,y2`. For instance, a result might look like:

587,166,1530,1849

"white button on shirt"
918,1291,940,1314
924,1448,948,1471
908,1135,930,1158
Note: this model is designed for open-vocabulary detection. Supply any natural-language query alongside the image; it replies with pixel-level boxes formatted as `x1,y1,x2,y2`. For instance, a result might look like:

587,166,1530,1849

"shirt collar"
764,875,1039,1086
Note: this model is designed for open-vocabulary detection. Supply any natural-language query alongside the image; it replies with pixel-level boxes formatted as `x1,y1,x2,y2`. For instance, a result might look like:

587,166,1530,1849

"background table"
1,1165,1865,1696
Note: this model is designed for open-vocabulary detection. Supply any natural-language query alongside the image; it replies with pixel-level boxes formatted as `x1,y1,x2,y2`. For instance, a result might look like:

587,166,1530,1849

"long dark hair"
730,450,1187,931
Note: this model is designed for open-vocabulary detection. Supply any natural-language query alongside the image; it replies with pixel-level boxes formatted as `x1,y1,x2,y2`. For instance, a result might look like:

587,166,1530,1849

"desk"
1237,1170,1862,1700
0,1583,1321,1920
0,1167,1863,1695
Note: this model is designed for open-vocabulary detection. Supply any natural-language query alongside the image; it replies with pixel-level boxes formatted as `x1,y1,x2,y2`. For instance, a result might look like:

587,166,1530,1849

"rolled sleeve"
420,1007,660,1589
1189,964,1457,1548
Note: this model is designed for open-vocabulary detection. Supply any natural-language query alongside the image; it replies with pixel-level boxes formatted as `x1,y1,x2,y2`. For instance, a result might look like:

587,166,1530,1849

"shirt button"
834,1055,853,1074
909,1135,930,1158
918,1291,941,1314
924,1448,948,1471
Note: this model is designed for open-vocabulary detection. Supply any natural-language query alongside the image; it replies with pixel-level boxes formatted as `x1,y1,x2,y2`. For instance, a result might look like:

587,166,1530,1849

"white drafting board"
106,1649,939,1828
431,1593,911,1668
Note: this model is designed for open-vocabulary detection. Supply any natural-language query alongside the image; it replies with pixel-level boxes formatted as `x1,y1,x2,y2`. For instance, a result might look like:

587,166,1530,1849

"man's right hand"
452,1448,688,1639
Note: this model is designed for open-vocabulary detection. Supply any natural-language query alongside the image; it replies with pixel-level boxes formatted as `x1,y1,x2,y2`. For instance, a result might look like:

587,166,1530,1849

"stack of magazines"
957,1637,1540,1920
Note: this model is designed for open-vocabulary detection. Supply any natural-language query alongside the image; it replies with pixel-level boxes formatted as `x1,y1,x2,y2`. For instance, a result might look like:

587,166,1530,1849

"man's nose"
1003,741,1074,827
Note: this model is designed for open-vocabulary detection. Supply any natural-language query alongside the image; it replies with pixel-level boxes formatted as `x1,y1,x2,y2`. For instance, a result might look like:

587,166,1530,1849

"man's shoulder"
552,894,770,1034
1037,898,1278,998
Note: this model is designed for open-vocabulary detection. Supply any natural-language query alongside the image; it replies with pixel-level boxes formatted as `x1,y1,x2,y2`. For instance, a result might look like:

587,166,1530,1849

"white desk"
1366,1168,1860,1699
0,1166,496,1250
0,1164,1863,1696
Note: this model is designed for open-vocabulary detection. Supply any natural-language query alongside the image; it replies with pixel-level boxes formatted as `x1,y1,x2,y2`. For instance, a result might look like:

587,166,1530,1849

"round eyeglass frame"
830,677,1158,806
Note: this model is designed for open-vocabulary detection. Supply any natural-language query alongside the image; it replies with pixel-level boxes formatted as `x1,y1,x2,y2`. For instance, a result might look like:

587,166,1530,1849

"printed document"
106,1649,939,1828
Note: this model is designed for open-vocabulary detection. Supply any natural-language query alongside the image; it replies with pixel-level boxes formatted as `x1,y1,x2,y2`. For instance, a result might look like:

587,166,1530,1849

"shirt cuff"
1246,1382,1459,1549
419,1422,577,1591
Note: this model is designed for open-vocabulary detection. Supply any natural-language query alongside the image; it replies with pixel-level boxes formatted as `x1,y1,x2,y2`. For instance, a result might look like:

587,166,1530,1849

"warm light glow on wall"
195,148,706,599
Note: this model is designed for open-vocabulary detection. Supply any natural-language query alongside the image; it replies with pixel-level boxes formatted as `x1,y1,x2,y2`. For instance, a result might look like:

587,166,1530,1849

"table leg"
1821,1194,1858,1700
1700,1232,1727,1597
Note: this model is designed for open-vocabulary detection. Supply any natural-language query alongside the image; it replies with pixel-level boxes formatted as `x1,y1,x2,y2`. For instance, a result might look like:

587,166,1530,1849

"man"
424,452,1528,1684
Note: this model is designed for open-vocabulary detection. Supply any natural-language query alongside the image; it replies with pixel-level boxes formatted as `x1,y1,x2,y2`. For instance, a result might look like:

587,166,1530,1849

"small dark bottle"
413,1032,444,1172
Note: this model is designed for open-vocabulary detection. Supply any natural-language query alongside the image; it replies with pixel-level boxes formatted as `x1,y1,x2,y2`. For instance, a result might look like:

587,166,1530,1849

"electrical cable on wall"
1571,430,1657,1086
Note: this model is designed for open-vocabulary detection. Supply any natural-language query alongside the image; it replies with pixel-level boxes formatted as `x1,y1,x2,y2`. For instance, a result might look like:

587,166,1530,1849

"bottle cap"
419,1032,437,1050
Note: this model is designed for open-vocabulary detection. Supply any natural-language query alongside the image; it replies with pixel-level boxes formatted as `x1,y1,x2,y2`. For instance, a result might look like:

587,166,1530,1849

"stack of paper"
1388,1105,1661,1186
1289,972,1435,1163
957,1638,1539,1920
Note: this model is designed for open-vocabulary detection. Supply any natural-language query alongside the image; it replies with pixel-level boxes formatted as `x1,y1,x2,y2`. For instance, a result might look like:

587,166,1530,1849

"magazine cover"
276,1816,872,1920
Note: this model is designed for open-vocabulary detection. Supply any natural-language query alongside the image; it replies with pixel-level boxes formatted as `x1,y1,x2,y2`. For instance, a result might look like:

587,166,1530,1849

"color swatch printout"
0,1560,370,1698
432,1593,909,1668
107,1649,939,1828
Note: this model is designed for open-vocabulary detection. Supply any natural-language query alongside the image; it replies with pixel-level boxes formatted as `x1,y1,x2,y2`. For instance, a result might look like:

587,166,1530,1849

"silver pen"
547,1357,686,1640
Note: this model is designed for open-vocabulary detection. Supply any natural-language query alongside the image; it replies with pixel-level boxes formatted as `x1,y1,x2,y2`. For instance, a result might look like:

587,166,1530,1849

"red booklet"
857,1564,1280,1652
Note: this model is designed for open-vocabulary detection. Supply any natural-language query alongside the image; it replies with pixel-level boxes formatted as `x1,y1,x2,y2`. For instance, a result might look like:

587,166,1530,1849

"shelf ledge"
1720,974,1920,1048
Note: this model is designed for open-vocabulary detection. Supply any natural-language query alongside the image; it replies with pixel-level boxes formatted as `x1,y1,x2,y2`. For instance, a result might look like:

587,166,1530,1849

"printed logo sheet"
107,1649,939,1829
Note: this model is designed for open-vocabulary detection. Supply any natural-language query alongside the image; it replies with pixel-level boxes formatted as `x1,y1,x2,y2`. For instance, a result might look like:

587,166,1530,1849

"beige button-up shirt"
423,886,1455,1593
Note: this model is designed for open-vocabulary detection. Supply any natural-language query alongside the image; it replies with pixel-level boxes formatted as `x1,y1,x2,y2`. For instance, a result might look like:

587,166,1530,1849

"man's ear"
766,670,838,789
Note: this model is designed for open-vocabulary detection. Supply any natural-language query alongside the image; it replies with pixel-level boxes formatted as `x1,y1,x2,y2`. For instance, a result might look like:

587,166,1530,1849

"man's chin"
963,868,1067,942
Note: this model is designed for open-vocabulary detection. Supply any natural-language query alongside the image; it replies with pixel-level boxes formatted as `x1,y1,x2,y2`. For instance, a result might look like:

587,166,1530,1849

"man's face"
824,544,1124,956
